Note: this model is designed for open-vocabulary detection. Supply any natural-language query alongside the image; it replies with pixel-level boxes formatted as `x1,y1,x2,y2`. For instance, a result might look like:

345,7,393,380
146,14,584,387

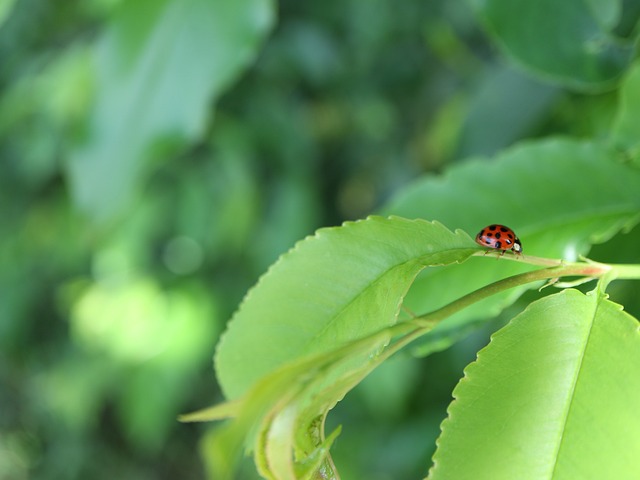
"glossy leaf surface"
429,289,640,479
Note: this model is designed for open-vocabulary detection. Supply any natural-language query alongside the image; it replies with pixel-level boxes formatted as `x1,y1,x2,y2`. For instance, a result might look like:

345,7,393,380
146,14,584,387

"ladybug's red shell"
475,224,522,254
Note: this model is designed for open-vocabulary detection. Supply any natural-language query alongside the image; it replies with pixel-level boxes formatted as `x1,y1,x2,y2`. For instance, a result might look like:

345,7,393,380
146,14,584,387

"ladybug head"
513,239,523,254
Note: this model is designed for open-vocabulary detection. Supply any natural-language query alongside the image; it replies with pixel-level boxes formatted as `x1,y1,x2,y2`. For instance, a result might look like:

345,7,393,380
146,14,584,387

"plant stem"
413,262,605,326
383,258,640,359
606,263,640,279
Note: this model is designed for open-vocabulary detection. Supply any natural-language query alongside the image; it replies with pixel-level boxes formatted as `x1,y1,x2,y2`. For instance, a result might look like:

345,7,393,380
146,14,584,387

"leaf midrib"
548,294,600,478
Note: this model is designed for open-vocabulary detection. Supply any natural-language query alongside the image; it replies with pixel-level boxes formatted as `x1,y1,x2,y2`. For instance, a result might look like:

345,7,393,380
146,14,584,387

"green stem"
382,258,640,360
413,262,605,326
605,263,640,280
473,251,565,267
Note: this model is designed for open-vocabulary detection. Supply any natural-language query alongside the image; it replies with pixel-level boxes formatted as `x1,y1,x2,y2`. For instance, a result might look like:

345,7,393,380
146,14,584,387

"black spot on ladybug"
488,225,498,230
494,241,502,249
495,232,502,239
500,226,508,232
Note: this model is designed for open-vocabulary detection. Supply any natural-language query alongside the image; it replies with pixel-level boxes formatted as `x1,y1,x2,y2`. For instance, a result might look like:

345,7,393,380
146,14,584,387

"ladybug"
475,224,522,256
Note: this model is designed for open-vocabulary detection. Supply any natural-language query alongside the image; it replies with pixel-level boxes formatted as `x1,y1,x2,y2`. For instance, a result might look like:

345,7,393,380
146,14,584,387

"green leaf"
207,217,477,478
468,0,635,90
429,289,640,480
66,0,274,222
204,329,392,480
254,345,371,480
256,331,395,480
611,61,640,164
263,405,300,480
382,138,640,355
178,399,241,423
216,216,477,400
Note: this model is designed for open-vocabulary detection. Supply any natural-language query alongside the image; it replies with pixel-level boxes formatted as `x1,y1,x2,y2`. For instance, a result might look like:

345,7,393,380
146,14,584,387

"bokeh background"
1,0,638,479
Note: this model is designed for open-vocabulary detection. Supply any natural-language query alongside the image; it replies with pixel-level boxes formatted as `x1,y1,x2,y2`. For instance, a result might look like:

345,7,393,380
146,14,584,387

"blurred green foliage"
0,0,638,479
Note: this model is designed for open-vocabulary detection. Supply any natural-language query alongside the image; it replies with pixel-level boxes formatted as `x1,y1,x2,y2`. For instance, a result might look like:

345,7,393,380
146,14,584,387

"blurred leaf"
69,277,219,451
71,276,217,365
611,61,640,164
0,0,16,27
457,64,559,158
0,47,91,188
382,138,640,355
584,0,622,30
469,0,635,90
215,216,477,400
118,364,194,453
355,354,421,420
66,0,274,223
34,355,115,435
429,289,640,479
252,175,321,271
175,141,260,259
